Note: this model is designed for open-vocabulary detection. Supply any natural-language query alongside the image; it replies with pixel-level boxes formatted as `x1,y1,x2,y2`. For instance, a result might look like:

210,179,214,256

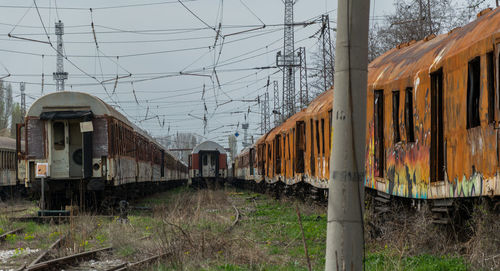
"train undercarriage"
29,178,187,211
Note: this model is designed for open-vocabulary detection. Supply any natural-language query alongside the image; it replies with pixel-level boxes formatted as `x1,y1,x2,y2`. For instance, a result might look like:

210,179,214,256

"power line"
0,1,200,10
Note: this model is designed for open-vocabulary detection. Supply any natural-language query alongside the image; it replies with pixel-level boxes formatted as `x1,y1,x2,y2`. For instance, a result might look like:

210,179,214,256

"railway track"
0,228,23,242
24,246,113,271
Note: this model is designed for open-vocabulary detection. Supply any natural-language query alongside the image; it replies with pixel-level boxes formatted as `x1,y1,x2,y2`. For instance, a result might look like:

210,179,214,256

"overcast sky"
0,0,463,151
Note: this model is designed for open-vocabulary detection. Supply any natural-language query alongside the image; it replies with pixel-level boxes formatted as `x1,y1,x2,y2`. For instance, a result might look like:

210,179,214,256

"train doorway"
200,151,219,178
49,119,85,179
50,120,69,178
374,90,384,177
431,69,444,182
69,120,83,178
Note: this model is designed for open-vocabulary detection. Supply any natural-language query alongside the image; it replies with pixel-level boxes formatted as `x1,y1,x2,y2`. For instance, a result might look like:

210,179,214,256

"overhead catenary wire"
1,2,338,140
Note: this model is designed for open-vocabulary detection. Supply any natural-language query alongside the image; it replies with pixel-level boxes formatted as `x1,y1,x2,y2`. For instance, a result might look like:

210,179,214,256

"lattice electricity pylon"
276,0,300,119
321,14,335,92
53,20,68,92
273,80,281,127
298,47,309,109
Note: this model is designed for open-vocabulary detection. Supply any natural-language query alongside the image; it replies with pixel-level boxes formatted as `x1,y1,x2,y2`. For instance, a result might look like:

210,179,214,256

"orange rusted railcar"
235,8,500,201
365,8,500,199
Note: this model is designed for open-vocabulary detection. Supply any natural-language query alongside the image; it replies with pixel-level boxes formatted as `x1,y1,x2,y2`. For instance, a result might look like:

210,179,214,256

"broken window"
467,56,481,128
487,52,495,124
392,90,401,143
405,87,415,142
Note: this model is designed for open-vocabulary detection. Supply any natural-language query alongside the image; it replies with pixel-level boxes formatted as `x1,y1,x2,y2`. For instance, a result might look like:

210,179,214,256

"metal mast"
53,20,68,92
20,82,26,116
260,95,266,134
273,80,280,127
264,90,270,133
321,15,335,92
242,121,249,148
298,47,308,108
276,0,299,119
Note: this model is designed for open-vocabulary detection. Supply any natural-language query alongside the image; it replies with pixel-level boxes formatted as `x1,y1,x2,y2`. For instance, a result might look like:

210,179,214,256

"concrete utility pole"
325,0,369,270
53,20,68,92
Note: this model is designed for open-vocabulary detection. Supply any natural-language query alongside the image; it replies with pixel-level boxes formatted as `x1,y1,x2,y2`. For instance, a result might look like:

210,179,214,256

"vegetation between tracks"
1,187,495,270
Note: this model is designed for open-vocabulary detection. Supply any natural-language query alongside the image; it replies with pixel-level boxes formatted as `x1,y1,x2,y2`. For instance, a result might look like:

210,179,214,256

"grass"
0,188,476,271
365,253,469,271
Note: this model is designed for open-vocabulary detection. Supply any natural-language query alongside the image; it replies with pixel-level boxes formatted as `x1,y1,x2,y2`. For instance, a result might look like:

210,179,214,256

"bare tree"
10,103,23,138
368,0,473,61
157,132,201,163
0,81,13,131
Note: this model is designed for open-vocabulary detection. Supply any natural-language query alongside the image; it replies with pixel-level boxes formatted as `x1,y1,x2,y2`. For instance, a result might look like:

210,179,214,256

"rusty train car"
232,8,500,204
188,141,227,186
16,91,188,209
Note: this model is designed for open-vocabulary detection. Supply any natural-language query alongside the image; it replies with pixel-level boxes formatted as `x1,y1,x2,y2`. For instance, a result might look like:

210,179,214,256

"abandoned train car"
233,8,500,203
365,7,500,199
16,91,188,209
0,136,22,200
188,141,227,186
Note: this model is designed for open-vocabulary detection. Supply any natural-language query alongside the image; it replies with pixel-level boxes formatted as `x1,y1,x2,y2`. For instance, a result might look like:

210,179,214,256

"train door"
69,120,83,178
201,152,218,177
249,148,255,176
496,43,500,165
430,69,444,182
374,90,384,177
51,120,69,178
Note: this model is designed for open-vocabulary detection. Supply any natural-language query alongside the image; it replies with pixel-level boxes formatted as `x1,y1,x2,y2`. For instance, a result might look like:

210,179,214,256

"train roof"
0,136,16,151
304,88,333,115
26,91,166,150
27,91,131,124
369,7,500,88
192,141,226,154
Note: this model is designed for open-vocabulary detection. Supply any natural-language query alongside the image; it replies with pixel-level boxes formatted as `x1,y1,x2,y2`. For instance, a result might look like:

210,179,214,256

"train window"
405,87,415,142
211,154,215,166
467,56,481,128
487,52,495,124
392,90,401,143
203,154,208,166
53,122,65,150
